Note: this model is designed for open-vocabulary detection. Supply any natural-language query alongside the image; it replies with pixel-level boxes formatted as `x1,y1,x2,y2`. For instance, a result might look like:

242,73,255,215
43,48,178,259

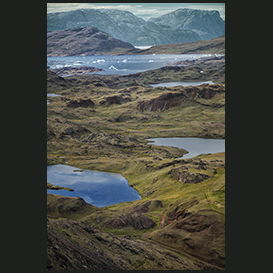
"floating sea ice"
109,65,118,70
122,59,127,63
149,60,154,62
97,59,105,63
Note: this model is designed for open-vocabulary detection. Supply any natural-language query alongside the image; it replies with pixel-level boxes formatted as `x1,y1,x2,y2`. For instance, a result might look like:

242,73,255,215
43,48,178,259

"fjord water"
47,54,210,75
147,137,225,159
47,164,141,207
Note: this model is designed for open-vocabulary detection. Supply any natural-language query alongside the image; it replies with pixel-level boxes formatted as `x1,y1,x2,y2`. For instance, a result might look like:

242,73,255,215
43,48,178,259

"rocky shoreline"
50,66,104,76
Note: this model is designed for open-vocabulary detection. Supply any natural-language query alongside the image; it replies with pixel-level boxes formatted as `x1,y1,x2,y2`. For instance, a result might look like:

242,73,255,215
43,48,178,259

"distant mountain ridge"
148,8,225,40
47,8,205,46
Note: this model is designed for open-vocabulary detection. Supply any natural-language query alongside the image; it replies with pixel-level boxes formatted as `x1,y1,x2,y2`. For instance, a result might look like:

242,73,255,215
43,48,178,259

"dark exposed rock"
138,92,186,112
175,212,215,232
169,166,212,183
186,84,224,99
47,130,55,140
132,201,151,213
66,98,95,108
47,195,97,220
47,220,124,270
105,212,155,229
100,95,131,105
137,84,224,112
166,199,199,222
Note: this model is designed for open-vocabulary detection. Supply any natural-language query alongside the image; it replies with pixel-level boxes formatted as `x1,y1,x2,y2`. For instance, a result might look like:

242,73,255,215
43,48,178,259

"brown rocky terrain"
47,216,220,270
148,209,225,268
99,94,132,105
137,84,225,112
105,212,155,229
66,98,95,108
169,167,213,183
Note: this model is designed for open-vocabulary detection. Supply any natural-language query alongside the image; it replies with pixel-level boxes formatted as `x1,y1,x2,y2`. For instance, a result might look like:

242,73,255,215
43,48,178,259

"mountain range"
47,8,225,46
148,8,225,40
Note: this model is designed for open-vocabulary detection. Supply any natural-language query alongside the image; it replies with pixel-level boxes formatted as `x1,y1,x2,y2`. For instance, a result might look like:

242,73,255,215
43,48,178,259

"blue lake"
147,137,225,159
47,164,141,207
47,54,212,76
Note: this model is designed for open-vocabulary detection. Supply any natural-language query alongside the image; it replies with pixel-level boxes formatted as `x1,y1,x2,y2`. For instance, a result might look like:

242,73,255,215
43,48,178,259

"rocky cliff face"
148,8,225,40
47,8,200,46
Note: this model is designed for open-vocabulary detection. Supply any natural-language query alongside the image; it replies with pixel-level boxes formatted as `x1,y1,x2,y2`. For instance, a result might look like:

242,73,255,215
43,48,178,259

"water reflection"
47,164,141,207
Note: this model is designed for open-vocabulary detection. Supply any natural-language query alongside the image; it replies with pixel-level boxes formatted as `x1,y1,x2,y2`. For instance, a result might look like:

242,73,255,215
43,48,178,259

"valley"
47,5,225,270
47,55,225,269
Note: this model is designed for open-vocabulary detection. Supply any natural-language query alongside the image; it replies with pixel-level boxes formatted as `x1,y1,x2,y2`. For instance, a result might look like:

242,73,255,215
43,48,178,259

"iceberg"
109,65,118,70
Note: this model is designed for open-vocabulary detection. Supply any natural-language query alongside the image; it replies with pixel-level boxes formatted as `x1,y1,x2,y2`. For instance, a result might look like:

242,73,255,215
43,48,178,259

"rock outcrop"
168,166,212,183
66,98,95,108
137,84,224,112
100,95,132,105
105,212,155,229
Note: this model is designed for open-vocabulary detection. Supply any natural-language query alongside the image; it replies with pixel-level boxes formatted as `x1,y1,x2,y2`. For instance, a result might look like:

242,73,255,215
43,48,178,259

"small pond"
147,137,225,159
47,164,141,207
150,81,214,88
47,93,61,104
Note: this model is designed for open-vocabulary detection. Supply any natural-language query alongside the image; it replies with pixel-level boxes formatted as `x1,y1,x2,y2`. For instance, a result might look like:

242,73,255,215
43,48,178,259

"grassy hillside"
47,58,225,269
